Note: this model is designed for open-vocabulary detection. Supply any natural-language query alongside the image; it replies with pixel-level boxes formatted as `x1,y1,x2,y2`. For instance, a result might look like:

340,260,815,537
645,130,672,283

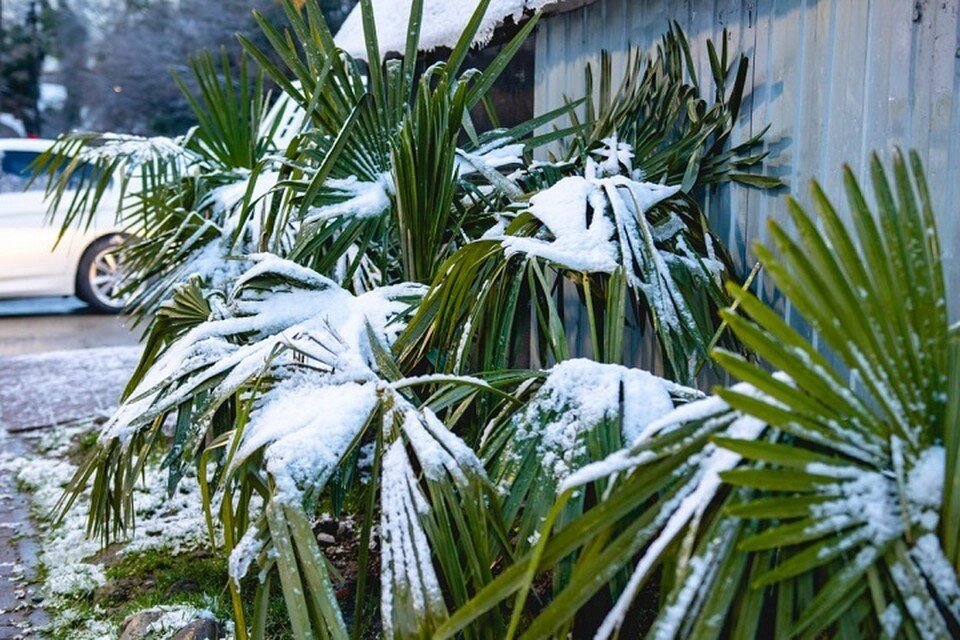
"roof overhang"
334,0,598,60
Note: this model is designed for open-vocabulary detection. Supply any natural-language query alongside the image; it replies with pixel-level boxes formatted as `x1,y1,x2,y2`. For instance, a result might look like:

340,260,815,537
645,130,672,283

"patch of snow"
379,440,446,636
238,377,379,505
879,603,902,638
805,463,903,548
503,175,620,273
304,173,393,224
910,534,960,618
590,136,634,177
507,359,678,482
905,446,944,532
79,133,190,170
402,406,487,483
141,605,217,638
204,170,280,220
0,417,211,620
559,391,732,493
228,525,265,588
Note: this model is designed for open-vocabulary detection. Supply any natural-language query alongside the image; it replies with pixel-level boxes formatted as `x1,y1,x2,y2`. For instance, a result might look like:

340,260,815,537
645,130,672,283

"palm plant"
44,2,802,639
239,0,572,288
34,49,288,320
396,26,780,384
440,151,959,639
51,1,588,637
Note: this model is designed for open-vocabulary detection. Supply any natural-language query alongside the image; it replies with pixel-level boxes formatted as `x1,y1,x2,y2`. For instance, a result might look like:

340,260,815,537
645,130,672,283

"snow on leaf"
652,518,739,640
235,376,380,506
228,525,265,588
401,406,487,484
909,534,960,619
79,132,191,169
905,446,945,532
99,254,423,448
380,440,447,638
804,462,904,548
502,175,620,273
304,173,394,224
502,359,679,483
500,142,724,361
559,391,732,493
203,169,280,237
594,412,766,640
590,136,635,178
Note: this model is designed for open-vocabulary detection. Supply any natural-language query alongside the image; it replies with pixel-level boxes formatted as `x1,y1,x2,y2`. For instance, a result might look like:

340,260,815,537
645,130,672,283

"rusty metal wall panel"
533,0,960,371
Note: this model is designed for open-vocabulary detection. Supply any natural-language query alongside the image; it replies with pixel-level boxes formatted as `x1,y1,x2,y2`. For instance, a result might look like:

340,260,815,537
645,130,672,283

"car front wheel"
76,235,130,314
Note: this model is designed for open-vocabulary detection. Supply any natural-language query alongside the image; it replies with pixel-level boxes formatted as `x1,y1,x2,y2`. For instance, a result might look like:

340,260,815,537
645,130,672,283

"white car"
0,138,128,313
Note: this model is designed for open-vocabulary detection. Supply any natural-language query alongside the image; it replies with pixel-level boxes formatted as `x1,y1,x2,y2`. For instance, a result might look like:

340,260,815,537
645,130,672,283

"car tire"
76,235,129,314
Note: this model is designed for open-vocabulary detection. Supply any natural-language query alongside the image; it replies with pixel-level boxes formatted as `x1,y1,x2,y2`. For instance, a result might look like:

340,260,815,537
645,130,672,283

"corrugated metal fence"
534,0,960,373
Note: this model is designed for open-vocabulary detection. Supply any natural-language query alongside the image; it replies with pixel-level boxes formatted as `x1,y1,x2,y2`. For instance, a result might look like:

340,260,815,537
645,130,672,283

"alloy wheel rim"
88,246,129,309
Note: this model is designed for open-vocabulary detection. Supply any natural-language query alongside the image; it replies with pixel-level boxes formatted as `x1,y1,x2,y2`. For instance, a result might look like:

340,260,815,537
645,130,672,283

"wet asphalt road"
0,296,141,357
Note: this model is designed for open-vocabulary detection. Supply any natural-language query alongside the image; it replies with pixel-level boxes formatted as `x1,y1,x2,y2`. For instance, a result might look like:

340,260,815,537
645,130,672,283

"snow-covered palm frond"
442,151,959,639
501,148,727,382
34,52,292,320
61,254,424,535
378,399,509,638
196,307,513,638
399,138,739,382
483,358,702,556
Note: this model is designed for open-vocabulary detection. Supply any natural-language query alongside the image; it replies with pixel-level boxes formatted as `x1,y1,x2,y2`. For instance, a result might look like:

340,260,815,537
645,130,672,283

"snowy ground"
0,346,142,432
0,346,229,639
0,346,139,637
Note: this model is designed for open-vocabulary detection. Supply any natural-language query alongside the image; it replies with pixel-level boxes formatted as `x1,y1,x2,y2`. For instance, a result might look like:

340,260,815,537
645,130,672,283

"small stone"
316,533,335,545
119,610,164,640
170,618,220,640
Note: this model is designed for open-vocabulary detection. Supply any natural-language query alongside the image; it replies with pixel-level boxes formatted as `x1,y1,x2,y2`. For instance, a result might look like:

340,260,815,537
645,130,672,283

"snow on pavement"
0,346,142,432
0,346,140,638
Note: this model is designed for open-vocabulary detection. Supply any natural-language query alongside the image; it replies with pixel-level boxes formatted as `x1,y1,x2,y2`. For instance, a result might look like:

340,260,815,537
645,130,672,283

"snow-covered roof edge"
333,0,596,60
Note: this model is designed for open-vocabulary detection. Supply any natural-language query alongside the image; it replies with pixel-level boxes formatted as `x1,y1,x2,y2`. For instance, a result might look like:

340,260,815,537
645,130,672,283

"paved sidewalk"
0,347,141,638
0,435,49,639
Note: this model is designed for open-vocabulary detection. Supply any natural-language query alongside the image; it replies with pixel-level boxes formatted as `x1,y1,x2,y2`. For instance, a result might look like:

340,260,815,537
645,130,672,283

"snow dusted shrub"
398,26,782,385
440,151,960,639
45,1,802,639
35,52,288,319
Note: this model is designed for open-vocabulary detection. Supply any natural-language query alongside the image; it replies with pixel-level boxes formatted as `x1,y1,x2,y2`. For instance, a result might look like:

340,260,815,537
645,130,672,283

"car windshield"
0,149,100,194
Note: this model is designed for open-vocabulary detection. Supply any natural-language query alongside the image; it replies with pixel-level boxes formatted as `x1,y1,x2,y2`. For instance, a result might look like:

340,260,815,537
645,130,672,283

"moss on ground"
46,548,232,639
